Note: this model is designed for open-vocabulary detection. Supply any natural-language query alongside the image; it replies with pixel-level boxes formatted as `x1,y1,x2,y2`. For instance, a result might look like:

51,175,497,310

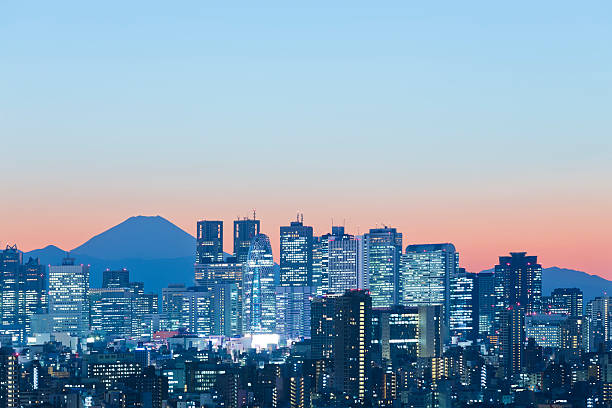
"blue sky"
1,1,611,274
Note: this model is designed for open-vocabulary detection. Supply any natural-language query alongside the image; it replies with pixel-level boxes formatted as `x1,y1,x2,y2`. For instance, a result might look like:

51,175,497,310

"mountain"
542,267,612,301
71,215,195,260
23,215,197,294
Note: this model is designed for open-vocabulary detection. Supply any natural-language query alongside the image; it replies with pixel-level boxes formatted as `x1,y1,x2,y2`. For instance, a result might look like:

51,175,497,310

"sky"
1,2,611,276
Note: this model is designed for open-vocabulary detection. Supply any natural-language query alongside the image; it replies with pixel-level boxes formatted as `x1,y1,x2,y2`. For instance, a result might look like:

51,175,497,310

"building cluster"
0,216,611,407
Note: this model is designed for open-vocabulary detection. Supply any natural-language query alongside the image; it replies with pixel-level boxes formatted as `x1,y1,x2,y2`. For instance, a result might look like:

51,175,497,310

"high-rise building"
275,286,312,341
279,218,313,287
89,287,133,337
550,288,583,318
161,284,187,331
475,272,495,338
525,314,567,348
233,217,260,263
333,290,372,405
211,283,241,337
327,232,363,294
194,261,243,335
584,297,610,353
102,268,130,288
0,347,19,408
242,234,276,334
371,305,419,363
310,294,340,360
48,255,90,335
196,220,224,264
418,304,444,358
363,227,402,308
499,305,525,378
312,235,329,296
449,271,475,341
494,252,542,316
401,243,458,328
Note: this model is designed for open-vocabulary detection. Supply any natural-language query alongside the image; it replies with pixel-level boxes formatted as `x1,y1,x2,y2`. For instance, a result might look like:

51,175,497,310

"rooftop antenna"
253,209,256,220
300,213,304,224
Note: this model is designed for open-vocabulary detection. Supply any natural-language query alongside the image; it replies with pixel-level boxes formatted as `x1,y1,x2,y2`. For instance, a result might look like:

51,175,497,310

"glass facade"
242,234,276,334
364,227,402,308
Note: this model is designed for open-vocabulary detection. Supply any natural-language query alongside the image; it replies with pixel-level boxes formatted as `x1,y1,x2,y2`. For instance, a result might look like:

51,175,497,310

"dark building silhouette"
333,290,372,405
494,252,542,321
196,220,224,264
103,268,130,288
499,305,525,378
233,217,260,263
279,217,313,287
551,288,583,317
0,347,19,408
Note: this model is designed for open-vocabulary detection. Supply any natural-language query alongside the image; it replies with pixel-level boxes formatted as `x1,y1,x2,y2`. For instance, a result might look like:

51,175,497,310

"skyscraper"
233,217,260,263
333,290,372,405
494,252,542,316
0,247,46,341
550,288,583,318
401,243,458,327
0,245,23,340
418,304,444,358
89,287,134,337
363,227,402,308
242,234,276,334
310,294,340,360
196,220,224,264
449,271,476,341
275,286,312,340
102,268,130,288
0,347,19,408
279,217,313,287
48,255,90,335
475,272,495,338
499,305,525,378
327,232,363,294
312,235,329,296
584,297,610,353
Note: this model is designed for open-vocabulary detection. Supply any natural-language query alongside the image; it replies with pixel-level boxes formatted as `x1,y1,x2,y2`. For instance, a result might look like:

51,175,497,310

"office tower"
233,217,260,263
584,297,610,353
102,268,130,288
86,353,142,389
130,282,159,338
312,235,328,296
363,227,403,308
494,252,542,316
194,261,243,335
333,290,372,405
449,271,476,341
0,245,22,340
525,314,567,348
371,306,419,363
0,347,19,408
310,294,340,360
279,217,313,287
475,272,495,338
48,255,90,335
211,283,241,337
560,317,583,352
242,234,276,334
327,232,362,294
196,220,224,264
89,287,133,337
275,286,312,340
401,243,458,328
418,305,444,358
161,284,187,331
180,287,214,336
499,305,525,378
550,288,583,317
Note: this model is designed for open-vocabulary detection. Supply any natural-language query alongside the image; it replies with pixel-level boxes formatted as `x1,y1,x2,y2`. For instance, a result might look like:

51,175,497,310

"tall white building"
242,234,276,335
327,232,363,294
400,243,458,329
48,255,90,336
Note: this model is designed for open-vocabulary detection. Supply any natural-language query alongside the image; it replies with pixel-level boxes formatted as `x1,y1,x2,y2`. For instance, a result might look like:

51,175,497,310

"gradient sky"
1,2,611,276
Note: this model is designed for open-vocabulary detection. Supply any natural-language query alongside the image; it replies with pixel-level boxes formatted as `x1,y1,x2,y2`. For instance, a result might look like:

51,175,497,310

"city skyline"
2,212,609,278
